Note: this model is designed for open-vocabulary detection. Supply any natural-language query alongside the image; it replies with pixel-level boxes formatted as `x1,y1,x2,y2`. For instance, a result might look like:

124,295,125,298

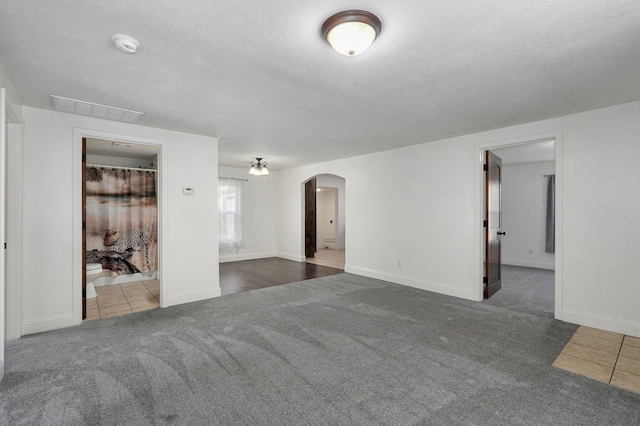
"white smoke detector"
112,34,140,54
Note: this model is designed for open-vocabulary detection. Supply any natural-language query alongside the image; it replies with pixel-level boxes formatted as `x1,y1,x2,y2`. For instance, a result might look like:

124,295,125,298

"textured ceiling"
1,1,640,170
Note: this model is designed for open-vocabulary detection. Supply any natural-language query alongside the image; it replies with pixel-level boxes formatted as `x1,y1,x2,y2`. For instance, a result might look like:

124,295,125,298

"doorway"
481,138,559,316
303,174,346,270
82,137,160,320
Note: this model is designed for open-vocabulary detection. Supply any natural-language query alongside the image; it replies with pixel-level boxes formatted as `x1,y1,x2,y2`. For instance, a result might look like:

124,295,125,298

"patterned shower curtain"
85,167,158,275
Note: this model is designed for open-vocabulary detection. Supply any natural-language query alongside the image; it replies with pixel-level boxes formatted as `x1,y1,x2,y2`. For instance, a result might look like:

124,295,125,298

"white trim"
219,251,278,263
5,122,23,340
72,128,165,322
163,287,221,307
474,131,564,318
22,313,74,335
563,309,640,339
277,252,306,262
0,88,5,380
346,266,477,301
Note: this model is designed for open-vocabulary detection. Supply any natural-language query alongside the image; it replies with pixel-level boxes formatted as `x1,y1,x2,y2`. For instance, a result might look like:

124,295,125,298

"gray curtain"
545,175,555,253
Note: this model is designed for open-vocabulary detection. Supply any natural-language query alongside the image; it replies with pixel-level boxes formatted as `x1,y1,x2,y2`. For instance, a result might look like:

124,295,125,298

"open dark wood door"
82,138,87,319
304,178,316,259
484,151,503,298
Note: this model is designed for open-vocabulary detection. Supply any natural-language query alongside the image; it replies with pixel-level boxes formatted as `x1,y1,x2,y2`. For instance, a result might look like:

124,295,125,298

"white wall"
501,161,555,270
20,107,220,335
277,101,640,338
218,166,278,262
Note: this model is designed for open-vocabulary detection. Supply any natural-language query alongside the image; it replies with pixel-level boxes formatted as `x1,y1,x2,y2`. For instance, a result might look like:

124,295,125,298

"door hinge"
4,242,6,249
483,164,488,171
82,153,86,162
483,220,488,228
82,221,86,230
483,276,488,284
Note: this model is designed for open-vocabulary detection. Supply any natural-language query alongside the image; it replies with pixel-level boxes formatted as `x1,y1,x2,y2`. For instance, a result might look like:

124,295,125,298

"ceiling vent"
51,95,144,123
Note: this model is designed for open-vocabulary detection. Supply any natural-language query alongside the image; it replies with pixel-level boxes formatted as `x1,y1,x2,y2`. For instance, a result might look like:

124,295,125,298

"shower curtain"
85,167,158,275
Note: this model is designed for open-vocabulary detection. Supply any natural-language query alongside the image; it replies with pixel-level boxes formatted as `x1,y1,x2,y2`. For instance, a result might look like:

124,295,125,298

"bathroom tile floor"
553,325,640,395
85,279,160,321
306,248,345,270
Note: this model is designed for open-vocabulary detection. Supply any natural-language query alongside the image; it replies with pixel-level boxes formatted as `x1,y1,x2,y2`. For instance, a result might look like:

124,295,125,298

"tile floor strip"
554,325,640,395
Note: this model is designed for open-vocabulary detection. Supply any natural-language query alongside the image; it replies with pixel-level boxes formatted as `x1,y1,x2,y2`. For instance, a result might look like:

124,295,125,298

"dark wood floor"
219,257,344,296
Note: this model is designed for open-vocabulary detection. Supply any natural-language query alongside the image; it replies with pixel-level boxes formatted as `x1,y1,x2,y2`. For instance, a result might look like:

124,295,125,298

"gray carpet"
1,273,638,425
486,265,555,316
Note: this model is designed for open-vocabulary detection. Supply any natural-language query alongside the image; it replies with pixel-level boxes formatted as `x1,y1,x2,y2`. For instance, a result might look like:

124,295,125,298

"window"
218,178,244,249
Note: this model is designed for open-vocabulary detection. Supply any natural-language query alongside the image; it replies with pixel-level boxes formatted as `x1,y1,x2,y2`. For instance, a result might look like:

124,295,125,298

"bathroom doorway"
82,137,161,320
304,174,346,270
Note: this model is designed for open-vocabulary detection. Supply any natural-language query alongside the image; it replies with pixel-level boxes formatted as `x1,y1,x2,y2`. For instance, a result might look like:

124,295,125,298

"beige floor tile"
620,344,640,361
623,335,640,348
553,353,613,383
121,281,148,289
96,283,123,292
97,294,128,308
100,303,133,318
569,333,623,354
126,293,157,304
616,356,640,376
575,326,624,344
86,298,99,310
307,249,345,270
146,289,160,298
561,342,618,367
121,285,151,297
610,370,640,394
85,308,100,321
131,305,158,313
143,280,160,291
129,299,159,312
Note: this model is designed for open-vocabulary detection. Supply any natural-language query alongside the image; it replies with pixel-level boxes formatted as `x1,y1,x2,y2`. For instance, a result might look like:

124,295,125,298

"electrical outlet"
397,260,402,267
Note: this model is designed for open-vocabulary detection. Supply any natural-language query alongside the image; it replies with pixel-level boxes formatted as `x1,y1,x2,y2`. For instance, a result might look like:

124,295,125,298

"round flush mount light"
321,9,382,56
112,34,140,54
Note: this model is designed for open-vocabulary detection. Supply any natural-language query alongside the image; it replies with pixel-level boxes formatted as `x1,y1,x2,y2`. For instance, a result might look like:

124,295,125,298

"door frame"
72,128,165,325
474,132,563,319
4,96,23,340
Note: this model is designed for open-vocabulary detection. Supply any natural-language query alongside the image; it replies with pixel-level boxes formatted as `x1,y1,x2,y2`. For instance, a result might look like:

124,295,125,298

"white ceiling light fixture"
248,158,269,176
321,9,382,56
112,34,140,54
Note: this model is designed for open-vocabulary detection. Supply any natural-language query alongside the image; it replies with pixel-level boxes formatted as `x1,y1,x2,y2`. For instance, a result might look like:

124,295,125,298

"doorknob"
497,231,506,235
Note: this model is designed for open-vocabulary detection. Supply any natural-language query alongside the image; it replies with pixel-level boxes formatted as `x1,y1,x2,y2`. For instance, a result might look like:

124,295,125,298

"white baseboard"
277,252,306,262
22,313,75,336
163,287,221,308
345,266,478,301
502,258,555,270
562,309,640,338
219,251,277,263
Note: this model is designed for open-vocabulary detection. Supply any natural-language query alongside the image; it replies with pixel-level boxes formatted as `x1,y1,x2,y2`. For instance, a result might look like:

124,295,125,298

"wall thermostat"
183,187,194,195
